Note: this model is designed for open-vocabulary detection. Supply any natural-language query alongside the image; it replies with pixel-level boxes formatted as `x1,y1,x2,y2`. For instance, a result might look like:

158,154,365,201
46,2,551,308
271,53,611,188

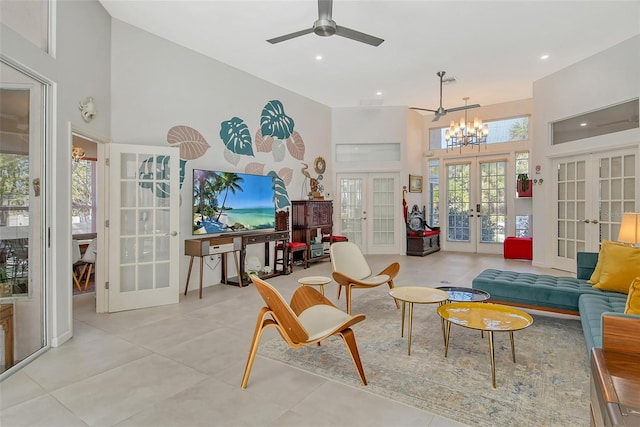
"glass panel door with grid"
553,149,636,272
445,159,507,254
336,173,399,254
108,144,180,312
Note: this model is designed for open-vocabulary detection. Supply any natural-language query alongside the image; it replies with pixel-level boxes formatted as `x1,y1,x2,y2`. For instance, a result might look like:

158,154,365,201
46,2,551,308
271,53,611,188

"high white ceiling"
99,0,640,112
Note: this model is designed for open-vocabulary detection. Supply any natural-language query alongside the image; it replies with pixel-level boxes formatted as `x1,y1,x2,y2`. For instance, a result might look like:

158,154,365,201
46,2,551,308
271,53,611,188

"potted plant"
517,173,532,197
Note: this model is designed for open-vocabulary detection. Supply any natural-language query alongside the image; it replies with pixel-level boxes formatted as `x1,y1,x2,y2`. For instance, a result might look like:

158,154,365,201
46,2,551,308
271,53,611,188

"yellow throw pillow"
593,243,640,294
588,240,626,284
625,277,640,315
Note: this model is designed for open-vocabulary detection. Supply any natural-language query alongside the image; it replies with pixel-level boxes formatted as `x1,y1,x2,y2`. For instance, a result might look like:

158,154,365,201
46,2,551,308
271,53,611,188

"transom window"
429,116,529,150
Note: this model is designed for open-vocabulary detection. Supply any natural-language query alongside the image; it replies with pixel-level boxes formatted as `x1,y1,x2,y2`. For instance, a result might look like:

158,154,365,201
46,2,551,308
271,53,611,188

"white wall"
532,35,640,268
110,20,332,292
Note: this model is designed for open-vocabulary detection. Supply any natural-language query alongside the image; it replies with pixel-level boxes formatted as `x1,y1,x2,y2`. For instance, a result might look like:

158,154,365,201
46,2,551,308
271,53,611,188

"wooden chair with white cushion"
241,274,367,388
330,241,400,314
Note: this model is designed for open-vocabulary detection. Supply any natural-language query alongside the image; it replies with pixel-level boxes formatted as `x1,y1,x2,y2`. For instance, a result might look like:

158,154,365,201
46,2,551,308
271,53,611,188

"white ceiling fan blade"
335,25,384,46
267,28,314,44
446,104,481,113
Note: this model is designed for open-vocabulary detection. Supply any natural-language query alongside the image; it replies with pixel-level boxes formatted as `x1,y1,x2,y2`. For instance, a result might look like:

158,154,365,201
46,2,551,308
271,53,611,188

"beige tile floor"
0,251,572,426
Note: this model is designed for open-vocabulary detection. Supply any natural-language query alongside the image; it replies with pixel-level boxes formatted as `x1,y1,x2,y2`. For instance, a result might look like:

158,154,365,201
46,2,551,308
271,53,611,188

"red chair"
274,209,307,273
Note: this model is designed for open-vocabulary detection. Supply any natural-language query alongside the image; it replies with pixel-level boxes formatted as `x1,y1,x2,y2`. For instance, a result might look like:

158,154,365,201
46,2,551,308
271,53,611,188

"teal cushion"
578,294,629,351
472,269,618,312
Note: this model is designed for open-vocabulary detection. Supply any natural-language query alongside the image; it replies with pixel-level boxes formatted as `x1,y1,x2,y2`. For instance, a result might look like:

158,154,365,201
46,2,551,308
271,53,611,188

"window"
551,99,638,145
72,159,97,234
429,116,529,150
0,0,50,53
427,160,439,226
515,215,531,237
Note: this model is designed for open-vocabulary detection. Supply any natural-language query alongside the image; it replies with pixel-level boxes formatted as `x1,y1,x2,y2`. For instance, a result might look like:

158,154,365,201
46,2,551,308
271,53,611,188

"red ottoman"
504,237,532,260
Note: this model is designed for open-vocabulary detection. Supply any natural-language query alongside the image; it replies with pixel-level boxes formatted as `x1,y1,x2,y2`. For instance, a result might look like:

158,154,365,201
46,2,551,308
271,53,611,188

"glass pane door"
0,60,47,376
337,173,400,254
445,159,507,254
108,144,180,312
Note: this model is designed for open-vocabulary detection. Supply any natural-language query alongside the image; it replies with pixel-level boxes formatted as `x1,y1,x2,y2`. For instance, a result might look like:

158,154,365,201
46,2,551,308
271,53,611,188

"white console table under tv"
184,230,290,298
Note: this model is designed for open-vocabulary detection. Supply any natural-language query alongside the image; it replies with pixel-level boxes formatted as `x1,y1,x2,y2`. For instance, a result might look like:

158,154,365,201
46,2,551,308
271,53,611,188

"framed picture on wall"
409,175,423,193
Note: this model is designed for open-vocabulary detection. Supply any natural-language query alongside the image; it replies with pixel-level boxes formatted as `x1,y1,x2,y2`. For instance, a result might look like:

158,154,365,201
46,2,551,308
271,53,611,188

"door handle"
581,219,590,223
169,231,178,236
591,219,598,224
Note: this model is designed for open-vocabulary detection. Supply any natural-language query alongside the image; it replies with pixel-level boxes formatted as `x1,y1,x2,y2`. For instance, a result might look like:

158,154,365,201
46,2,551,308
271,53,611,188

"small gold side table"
388,286,449,356
298,276,332,296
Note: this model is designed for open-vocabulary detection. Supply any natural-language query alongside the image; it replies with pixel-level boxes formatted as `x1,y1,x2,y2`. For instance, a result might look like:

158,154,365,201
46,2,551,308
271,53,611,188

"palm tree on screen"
215,173,244,221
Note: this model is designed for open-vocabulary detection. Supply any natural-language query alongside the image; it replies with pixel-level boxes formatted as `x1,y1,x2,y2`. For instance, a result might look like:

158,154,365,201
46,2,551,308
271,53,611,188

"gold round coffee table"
298,276,332,295
437,302,533,388
389,286,449,356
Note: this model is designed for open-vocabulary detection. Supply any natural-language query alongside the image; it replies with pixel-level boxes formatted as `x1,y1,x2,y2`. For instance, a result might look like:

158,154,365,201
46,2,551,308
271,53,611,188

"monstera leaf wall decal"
260,100,295,140
167,125,211,160
220,117,254,156
139,155,171,197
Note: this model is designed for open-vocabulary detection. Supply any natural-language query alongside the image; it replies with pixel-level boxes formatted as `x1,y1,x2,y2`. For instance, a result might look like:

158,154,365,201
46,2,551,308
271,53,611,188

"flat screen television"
192,169,276,235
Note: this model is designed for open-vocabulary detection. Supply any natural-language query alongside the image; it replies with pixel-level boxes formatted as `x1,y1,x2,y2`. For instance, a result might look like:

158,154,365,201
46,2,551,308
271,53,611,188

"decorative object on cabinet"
292,200,333,264
406,205,440,256
274,209,308,273
517,173,532,197
409,175,422,193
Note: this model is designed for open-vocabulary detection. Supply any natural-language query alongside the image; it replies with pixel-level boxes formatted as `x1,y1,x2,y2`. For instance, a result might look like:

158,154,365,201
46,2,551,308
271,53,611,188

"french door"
336,173,400,254
444,157,507,254
553,149,636,272
107,144,180,312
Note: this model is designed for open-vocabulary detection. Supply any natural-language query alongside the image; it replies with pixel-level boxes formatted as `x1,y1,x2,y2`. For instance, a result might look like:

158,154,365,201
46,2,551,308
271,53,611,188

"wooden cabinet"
291,200,333,263
590,314,640,426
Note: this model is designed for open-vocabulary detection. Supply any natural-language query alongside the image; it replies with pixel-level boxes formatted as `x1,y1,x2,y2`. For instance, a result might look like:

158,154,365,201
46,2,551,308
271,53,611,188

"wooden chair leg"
338,328,367,385
83,264,93,290
388,280,399,309
337,284,342,300
346,285,353,315
241,307,271,389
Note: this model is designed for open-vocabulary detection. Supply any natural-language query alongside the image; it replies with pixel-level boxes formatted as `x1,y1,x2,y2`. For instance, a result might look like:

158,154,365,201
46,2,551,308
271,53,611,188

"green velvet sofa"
472,252,639,353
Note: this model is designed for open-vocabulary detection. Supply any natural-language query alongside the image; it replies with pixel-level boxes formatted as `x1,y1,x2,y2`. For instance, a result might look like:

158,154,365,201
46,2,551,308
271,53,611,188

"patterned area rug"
259,292,590,427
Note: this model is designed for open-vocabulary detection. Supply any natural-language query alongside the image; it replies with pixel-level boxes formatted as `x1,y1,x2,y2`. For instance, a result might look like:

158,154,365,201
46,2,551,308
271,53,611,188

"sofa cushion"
579,293,628,350
472,269,616,312
588,240,624,284
626,277,640,315
592,242,640,294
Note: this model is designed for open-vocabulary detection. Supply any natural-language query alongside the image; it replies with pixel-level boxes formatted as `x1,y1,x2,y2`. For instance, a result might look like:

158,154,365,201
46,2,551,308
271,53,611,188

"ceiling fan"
411,71,480,122
267,0,384,47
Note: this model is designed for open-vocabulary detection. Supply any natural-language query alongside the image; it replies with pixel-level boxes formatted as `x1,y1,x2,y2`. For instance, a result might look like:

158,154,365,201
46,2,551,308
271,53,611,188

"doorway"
336,173,401,254
443,156,508,254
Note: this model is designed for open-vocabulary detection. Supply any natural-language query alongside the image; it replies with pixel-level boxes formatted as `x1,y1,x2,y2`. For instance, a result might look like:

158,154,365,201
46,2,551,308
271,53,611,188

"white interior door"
553,149,636,271
107,144,180,312
444,157,507,254
336,173,400,254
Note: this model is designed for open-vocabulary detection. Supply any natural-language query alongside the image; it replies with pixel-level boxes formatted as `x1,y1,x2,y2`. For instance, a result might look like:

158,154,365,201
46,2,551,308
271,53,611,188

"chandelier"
72,146,86,162
445,97,489,152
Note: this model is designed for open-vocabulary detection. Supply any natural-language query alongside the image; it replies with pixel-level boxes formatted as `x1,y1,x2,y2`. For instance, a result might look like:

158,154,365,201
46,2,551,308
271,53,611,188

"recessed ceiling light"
315,55,323,61
376,91,383,96
580,122,588,127
540,54,550,60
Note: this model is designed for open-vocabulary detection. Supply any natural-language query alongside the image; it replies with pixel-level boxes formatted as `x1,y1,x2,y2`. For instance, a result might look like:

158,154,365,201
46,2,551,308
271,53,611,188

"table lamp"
618,212,640,246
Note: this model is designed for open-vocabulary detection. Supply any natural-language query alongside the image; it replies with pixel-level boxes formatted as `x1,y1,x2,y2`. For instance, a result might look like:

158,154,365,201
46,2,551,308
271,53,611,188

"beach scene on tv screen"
193,170,276,235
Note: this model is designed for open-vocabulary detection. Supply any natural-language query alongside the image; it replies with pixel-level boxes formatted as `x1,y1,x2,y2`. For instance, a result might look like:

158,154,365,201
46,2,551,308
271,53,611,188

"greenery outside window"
72,159,97,234
429,116,529,150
